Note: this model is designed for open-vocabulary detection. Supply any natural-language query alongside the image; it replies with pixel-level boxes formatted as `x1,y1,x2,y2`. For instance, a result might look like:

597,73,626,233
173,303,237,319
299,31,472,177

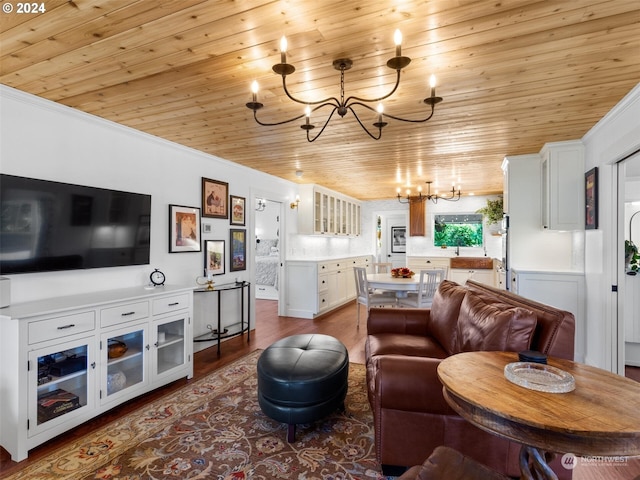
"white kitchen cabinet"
510,269,585,362
406,256,450,273
449,268,496,287
406,256,495,287
285,256,370,318
540,140,585,231
297,184,361,236
0,285,193,461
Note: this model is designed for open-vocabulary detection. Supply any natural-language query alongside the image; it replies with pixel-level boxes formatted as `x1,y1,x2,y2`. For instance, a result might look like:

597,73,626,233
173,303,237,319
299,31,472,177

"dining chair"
354,267,397,326
397,269,446,309
372,262,393,274
369,262,395,294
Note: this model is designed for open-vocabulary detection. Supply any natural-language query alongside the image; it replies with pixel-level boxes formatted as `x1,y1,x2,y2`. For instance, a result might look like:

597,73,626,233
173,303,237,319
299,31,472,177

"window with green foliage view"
434,214,483,247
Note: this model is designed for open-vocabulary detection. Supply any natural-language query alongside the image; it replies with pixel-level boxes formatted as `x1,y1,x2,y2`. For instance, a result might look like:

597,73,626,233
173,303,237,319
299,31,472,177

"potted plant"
476,197,504,235
626,240,639,275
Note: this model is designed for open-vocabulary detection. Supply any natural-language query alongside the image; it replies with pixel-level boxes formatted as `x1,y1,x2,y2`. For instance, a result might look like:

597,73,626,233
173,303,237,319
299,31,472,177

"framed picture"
169,204,201,253
585,167,598,230
230,228,247,271
204,240,225,276
202,177,228,219
391,226,406,253
230,195,246,226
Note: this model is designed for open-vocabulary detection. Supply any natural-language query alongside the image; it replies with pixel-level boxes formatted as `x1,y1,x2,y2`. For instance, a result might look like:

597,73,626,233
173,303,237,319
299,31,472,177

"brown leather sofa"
365,280,575,478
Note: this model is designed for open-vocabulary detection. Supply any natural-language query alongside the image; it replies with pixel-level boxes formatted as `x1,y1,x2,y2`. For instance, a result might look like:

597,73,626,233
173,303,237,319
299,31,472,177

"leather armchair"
365,280,575,478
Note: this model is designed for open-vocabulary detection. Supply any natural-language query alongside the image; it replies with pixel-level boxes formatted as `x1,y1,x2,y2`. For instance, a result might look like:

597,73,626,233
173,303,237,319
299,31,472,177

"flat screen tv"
0,174,151,274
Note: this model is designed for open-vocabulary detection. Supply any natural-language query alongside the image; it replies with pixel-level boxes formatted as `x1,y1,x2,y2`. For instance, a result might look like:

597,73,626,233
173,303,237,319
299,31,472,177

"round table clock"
150,269,166,286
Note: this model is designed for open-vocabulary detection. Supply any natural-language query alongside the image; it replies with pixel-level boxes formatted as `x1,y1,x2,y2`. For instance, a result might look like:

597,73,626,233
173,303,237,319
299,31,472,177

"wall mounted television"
0,174,152,274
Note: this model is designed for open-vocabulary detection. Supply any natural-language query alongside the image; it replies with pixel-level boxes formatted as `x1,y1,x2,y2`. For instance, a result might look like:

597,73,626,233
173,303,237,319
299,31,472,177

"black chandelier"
397,181,461,204
245,30,443,142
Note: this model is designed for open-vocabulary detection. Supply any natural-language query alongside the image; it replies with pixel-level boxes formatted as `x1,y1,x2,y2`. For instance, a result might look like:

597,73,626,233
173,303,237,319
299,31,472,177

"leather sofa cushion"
367,332,449,359
455,290,538,353
429,281,468,355
465,281,575,360
397,446,511,480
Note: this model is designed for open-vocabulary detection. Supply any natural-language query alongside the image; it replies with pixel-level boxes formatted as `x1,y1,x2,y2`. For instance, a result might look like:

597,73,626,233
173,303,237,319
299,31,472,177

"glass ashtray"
504,362,575,393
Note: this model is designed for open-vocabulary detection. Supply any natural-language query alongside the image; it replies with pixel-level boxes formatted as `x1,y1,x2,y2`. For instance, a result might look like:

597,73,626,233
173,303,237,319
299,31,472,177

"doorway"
254,198,282,302
376,211,408,268
618,152,640,373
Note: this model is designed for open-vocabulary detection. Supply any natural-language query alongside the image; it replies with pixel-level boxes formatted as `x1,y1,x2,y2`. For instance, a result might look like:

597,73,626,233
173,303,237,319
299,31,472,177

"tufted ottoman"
257,333,349,442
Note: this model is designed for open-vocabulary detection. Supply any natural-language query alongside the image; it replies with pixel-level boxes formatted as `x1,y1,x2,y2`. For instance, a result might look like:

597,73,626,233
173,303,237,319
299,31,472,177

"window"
434,214,483,247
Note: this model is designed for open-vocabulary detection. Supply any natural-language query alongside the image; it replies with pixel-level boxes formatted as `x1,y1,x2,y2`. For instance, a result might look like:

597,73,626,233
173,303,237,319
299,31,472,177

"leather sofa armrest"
367,308,431,336
371,354,454,415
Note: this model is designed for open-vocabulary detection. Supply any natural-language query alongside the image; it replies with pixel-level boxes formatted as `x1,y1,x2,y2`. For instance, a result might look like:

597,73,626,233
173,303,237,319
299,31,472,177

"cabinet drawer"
318,274,329,293
318,293,329,312
152,294,190,315
28,311,95,345
101,301,149,328
318,262,331,274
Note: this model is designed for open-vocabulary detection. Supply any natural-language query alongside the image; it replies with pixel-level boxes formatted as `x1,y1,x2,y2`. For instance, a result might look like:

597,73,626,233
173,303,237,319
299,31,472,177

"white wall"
582,82,640,371
0,86,300,350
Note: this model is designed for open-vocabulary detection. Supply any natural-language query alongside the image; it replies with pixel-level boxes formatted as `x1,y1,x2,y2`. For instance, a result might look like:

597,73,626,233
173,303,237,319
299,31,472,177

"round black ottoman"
257,333,349,442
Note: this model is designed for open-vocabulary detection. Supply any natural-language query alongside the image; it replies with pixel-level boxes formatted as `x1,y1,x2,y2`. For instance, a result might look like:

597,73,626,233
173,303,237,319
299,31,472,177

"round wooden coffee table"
438,351,640,480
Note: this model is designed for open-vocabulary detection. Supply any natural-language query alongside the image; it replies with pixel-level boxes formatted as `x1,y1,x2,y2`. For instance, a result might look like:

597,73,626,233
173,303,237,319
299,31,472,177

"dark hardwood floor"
1,299,638,479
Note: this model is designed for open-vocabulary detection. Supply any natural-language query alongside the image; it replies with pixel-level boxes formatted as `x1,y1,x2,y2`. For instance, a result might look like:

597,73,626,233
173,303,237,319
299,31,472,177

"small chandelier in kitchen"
397,181,461,204
246,30,443,142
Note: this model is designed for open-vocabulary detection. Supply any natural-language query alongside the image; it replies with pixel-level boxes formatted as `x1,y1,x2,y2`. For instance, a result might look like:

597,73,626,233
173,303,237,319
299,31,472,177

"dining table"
437,351,640,480
366,272,422,298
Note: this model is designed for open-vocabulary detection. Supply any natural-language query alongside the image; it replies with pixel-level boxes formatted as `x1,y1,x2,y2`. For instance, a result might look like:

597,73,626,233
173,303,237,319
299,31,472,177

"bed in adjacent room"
255,238,279,299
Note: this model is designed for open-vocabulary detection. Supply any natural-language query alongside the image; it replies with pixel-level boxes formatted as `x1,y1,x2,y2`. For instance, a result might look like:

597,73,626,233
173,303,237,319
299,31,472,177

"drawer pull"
121,311,136,316
168,302,180,307
56,324,76,330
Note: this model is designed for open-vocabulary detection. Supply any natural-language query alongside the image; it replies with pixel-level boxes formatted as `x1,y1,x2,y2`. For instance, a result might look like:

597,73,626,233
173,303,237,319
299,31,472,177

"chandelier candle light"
246,30,443,142
397,181,461,204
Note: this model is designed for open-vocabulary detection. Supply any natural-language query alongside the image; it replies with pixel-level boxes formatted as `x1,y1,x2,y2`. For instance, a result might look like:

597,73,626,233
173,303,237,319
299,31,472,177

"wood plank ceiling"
1,0,639,200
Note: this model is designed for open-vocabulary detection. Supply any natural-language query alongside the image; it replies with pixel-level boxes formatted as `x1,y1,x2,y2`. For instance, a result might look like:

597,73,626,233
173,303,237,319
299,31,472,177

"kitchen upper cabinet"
540,140,585,231
298,184,361,236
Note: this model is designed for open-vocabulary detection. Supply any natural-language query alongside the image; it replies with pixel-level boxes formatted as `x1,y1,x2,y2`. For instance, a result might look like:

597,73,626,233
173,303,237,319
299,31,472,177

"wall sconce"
290,195,300,209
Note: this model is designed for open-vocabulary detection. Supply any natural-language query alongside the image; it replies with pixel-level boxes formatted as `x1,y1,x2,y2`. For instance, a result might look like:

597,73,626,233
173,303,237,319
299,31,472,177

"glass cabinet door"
321,193,329,233
101,325,147,404
28,338,94,436
153,316,186,379
314,190,322,233
329,196,335,233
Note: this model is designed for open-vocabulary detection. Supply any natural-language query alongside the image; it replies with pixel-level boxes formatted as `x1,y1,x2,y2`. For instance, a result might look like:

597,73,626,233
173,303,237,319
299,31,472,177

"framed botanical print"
585,167,598,230
230,228,247,271
204,240,225,276
169,204,201,252
202,177,228,219
230,195,246,226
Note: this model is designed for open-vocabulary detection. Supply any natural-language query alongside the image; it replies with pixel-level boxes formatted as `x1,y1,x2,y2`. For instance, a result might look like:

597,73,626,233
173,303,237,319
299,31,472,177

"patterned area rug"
8,351,388,480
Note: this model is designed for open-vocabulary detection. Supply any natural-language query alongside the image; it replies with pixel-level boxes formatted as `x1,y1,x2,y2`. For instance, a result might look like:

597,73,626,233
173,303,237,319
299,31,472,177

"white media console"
0,285,193,461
